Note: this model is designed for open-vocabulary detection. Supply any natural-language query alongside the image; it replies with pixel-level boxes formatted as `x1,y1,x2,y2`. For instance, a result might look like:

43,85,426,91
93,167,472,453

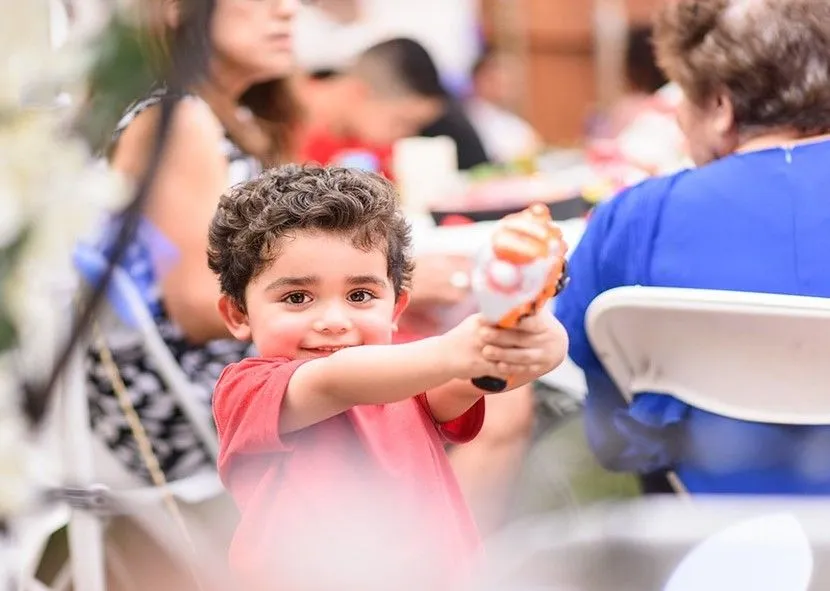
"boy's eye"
348,290,375,303
283,292,310,305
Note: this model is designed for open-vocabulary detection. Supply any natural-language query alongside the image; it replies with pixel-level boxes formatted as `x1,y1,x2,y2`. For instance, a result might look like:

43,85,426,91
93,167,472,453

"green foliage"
74,16,156,155
0,229,29,352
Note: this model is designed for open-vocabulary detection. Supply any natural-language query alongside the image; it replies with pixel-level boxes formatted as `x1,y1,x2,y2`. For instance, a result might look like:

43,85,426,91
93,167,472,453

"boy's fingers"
479,327,513,347
515,312,554,333
479,326,543,348
483,361,526,379
482,345,547,366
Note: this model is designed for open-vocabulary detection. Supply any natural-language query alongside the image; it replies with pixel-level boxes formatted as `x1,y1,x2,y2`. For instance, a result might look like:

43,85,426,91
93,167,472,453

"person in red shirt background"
296,38,445,178
296,37,491,178
207,165,568,589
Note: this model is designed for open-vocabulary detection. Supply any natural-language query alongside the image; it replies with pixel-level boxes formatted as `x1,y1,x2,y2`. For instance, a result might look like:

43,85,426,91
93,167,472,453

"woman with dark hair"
556,0,830,494
625,25,667,97
87,0,302,481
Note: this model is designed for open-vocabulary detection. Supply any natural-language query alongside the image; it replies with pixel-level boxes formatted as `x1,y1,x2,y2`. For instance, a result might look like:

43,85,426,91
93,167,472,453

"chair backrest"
586,286,830,425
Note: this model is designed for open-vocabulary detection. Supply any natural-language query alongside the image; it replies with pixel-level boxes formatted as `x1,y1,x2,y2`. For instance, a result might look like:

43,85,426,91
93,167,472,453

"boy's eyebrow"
265,275,319,291
346,275,388,288
264,275,388,291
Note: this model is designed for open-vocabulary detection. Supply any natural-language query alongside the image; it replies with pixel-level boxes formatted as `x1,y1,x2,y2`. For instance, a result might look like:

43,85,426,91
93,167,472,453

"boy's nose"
313,304,354,334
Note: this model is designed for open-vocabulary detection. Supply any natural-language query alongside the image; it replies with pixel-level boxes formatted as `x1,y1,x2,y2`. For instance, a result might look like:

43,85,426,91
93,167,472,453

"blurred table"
477,495,828,591
411,215,587,257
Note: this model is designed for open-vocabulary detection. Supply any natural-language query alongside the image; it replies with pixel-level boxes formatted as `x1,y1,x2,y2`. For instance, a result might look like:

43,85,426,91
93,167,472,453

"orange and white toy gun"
470,203,569,393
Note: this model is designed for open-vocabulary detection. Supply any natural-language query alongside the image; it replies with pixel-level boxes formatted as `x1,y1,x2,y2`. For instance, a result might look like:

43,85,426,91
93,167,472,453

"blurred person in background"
297,36,488,175
607,25,668,136
587,24,668,141
463,44,542,164
87,0,301,481
419,92,490,171
296,37,444,175
556,0,830,494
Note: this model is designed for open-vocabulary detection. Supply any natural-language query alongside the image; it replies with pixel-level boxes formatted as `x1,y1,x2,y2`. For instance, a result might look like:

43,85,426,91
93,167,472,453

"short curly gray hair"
654,0,830,134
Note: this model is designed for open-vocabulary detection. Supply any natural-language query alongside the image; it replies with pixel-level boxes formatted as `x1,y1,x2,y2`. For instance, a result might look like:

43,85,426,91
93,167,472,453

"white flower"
0,0,128,524
0,168,25,249
0,355,36,517
0,109,127,380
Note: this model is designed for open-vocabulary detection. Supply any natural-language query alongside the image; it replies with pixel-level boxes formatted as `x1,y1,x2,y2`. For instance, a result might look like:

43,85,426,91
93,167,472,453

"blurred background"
5,0,830,590
294,0,664,144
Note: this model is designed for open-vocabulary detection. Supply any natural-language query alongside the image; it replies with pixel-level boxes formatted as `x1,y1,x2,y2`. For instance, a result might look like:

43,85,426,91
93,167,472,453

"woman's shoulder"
666,148,802,196
112,88,169,141
167,95,226,143
113,88,224,149
594,169,691,227
110,89,228,178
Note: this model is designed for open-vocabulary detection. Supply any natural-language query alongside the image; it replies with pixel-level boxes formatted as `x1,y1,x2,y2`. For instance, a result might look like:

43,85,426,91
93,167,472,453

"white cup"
392,135,459,215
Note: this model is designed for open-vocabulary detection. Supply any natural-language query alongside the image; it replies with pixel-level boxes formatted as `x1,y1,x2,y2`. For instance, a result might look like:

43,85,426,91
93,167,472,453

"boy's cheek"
360,316,400,346
255,319,308,356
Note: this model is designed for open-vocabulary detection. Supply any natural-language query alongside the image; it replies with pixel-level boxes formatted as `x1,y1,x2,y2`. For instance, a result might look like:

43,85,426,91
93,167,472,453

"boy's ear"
391,291,411,332
218,295,252,342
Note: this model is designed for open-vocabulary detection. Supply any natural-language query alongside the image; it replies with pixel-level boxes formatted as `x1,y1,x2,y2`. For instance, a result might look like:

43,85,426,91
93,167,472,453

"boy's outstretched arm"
425,310,569,423
281,314,522,434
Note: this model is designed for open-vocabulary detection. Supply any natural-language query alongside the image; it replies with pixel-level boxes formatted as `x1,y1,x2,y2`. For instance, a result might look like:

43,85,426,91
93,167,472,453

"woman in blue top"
556,0,830,494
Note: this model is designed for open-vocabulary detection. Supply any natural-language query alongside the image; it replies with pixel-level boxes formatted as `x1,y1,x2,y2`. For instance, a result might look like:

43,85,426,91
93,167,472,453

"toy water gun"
470,203,569,392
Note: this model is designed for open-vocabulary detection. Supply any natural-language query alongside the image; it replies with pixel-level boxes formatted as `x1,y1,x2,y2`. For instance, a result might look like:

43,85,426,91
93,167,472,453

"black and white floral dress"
86,89,260,482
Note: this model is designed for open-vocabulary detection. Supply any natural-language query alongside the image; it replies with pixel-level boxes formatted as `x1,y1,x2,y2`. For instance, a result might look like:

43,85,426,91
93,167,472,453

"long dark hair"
147,0,300,164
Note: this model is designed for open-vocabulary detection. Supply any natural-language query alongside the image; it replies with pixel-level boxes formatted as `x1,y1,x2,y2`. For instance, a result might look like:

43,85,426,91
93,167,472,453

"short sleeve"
213,357,307,478
418,394,486,445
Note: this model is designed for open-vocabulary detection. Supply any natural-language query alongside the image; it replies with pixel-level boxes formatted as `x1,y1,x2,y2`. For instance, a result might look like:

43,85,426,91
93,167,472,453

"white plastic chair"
586,286,830,424
19,245,236,591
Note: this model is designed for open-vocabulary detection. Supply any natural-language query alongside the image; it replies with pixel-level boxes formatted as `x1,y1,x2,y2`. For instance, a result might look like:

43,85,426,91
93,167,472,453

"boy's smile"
220,230,409,360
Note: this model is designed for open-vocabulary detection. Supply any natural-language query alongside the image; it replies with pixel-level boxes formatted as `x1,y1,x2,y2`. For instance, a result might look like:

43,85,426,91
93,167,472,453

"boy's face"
219,230,409,359
349,91,443,146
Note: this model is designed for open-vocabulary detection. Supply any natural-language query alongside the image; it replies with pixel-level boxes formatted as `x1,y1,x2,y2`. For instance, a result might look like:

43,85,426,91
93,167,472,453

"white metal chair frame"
19,248,231,591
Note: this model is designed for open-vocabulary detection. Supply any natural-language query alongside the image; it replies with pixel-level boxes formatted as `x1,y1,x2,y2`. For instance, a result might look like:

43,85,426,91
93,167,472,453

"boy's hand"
479,311,569,383
440,311,568,383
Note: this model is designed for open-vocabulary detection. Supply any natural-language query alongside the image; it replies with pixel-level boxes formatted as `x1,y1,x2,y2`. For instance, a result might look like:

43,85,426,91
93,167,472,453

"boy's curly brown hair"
653,0,830,134
207,165,414,310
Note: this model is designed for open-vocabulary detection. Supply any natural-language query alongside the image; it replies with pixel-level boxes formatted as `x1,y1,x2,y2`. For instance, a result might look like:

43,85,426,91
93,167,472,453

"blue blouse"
556,139,830,494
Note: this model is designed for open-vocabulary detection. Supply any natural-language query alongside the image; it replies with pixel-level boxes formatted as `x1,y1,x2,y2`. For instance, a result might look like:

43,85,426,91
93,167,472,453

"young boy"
297,37,488,177
207,165,568,589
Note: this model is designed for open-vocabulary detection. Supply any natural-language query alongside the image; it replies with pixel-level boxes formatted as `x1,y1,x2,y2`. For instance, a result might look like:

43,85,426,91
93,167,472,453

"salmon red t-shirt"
213,357,485,589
